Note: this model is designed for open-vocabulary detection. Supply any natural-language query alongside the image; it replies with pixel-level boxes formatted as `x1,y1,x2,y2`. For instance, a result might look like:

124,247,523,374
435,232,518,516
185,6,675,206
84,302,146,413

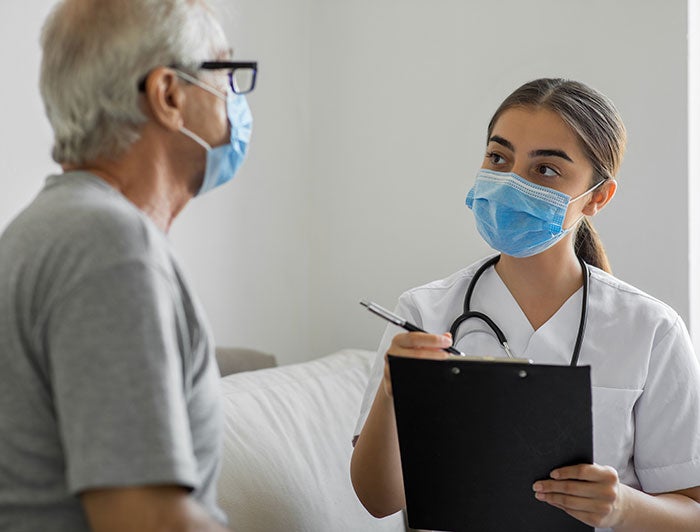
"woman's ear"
582,179,617,216
141,67,186,132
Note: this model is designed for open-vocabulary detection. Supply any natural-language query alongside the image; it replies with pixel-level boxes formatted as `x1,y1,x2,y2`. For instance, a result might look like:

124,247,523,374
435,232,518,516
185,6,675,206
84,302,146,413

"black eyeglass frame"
137,61,258,94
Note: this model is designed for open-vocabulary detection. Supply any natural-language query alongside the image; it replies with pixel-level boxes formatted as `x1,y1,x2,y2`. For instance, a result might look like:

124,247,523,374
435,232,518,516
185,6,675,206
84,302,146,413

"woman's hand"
352,331,452,517
532,463,629,529
381,332,452,397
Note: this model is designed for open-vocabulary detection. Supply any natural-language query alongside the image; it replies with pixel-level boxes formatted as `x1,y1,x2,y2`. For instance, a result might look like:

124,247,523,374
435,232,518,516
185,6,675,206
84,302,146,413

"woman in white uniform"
350,78,700,531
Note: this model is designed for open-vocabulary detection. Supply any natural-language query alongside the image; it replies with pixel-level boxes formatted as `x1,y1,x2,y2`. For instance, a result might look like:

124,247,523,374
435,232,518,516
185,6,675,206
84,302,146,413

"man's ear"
582,179,617,217
141,67,186,132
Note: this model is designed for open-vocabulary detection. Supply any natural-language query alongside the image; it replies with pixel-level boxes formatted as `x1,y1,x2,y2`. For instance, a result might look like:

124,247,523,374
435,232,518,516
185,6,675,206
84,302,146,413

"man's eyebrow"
488,135,514,151
216,47,234,60
530,149,574,163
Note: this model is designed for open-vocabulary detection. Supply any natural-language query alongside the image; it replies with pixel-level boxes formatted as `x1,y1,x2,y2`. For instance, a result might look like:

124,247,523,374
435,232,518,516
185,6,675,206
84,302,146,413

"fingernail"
535,492,546,501
532,483,542,492
550,470,560,479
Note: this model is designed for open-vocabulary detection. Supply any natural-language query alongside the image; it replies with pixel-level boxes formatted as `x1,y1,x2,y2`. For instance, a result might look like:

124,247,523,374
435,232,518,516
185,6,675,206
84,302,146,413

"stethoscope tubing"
449,254,589,367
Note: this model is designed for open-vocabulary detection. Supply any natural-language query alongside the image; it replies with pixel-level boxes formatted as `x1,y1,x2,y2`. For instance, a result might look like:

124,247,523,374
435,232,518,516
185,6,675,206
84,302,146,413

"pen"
360,300,466,357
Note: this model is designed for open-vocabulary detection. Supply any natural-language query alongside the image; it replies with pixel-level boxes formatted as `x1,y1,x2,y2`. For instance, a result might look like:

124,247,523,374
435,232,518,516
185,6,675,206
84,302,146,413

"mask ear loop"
175,69,227,100
568,178,606,205
179,126,212,151
564,179,609,230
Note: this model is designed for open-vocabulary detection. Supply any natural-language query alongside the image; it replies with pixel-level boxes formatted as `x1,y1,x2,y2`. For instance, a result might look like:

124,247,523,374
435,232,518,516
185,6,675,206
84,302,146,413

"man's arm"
82,485,230,532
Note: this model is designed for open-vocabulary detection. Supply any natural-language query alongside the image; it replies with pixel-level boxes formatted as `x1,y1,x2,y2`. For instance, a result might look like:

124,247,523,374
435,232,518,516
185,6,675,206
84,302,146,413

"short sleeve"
353,293,423,439
634,316,700,493
46,260,198,494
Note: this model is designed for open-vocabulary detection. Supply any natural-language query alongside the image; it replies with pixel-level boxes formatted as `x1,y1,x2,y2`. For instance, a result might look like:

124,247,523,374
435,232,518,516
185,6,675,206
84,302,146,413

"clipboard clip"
445,354,533,364
446,356,533,379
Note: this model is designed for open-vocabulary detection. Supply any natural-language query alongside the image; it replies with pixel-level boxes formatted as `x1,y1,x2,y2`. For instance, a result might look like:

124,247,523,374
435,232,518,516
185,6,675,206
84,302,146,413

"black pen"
360,300,466,357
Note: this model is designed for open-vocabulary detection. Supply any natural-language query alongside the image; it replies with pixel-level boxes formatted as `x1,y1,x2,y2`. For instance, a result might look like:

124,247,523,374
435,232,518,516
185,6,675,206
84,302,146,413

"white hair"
40,0,230,165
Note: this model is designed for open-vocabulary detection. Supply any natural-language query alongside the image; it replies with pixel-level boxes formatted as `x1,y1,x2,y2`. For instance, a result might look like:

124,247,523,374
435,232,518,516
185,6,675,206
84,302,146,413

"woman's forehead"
489,106,584,155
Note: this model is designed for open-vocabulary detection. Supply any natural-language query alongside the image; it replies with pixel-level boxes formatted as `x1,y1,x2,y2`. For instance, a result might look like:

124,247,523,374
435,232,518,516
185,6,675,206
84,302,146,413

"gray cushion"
215,347,277,377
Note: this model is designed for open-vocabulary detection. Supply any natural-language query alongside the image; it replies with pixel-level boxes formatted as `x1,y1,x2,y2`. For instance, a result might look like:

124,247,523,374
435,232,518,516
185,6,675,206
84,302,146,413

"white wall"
689,0,700,348
168,0,314,365
0,2,60,229
0,1,691,365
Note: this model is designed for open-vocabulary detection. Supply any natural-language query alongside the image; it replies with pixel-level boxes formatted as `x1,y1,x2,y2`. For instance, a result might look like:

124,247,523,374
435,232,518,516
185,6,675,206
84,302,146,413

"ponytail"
574,218,611,273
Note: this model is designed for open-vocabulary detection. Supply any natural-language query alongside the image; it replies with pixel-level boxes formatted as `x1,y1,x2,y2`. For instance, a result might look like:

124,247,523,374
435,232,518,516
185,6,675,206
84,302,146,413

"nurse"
350,78,700,531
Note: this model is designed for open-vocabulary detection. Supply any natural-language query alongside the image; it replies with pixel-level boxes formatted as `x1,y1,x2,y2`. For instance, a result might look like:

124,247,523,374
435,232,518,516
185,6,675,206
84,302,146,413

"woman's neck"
494,242,584,330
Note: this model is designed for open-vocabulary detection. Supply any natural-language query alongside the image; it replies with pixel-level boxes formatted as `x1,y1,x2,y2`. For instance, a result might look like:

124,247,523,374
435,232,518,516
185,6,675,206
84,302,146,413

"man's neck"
63,139,196,233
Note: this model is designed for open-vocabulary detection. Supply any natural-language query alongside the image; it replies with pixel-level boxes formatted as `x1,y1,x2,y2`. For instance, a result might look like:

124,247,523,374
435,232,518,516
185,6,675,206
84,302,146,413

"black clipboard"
389,355,593,532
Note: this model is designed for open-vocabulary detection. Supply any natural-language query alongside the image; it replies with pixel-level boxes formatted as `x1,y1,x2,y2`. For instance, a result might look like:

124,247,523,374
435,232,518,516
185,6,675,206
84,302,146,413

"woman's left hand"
532,463,629,529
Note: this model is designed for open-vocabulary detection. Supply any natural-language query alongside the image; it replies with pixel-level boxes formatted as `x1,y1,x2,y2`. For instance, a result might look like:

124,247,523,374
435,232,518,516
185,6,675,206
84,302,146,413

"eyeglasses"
199,61,257,94
137,61,258,94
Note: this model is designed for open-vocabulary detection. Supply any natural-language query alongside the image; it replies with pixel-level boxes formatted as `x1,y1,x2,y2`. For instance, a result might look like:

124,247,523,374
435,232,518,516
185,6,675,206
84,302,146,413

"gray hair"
40,0,229,165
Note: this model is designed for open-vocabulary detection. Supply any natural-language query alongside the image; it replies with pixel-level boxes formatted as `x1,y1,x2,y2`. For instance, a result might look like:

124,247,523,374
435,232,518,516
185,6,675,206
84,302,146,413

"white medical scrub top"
355,255,700,523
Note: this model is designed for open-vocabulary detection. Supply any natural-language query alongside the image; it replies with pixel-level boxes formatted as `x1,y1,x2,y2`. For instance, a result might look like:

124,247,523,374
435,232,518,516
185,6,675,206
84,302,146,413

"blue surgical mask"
178,75,253,195
465,168,603,258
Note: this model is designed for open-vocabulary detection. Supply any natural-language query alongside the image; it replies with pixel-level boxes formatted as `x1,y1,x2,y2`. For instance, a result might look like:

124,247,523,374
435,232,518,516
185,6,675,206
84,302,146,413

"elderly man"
0,1,256,530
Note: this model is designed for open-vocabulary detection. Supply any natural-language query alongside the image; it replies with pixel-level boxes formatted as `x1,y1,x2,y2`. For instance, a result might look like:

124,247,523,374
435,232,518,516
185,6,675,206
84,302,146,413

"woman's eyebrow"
488,135,514,151
488,135,574,163
530,149,574,163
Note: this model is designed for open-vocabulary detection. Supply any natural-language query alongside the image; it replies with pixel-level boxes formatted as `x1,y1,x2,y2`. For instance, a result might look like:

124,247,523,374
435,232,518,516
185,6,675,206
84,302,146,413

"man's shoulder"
47,171,156,244
1,172,177,301
6,172,169,265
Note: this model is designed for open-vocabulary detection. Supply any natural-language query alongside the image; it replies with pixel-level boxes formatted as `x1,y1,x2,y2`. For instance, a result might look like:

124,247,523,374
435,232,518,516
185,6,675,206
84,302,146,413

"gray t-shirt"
0,171,225,531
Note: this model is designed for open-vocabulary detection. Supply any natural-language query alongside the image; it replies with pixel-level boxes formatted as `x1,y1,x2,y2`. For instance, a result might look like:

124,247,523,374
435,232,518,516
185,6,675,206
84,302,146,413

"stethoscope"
448,255,590,367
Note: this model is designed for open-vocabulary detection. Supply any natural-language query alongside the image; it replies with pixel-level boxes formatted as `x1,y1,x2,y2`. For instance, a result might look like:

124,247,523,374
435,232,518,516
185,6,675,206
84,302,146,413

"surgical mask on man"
178,72,253,195
465,168,604,258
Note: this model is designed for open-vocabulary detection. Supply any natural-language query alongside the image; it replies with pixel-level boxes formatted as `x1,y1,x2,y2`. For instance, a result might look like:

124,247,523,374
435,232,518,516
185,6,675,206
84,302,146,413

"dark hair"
487,78,627,273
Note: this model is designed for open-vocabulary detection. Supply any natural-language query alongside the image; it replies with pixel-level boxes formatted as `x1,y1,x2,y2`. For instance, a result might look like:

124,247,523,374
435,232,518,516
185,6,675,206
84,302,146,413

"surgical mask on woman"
466,168,603,258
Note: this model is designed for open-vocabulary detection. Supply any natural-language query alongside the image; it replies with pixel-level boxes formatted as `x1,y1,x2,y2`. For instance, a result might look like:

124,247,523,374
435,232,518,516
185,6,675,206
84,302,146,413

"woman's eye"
488,152,506,165
536,164,558,177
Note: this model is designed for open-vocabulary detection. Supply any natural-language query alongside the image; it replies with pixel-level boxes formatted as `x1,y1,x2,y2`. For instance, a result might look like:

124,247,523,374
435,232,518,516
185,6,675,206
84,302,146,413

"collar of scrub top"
448,254,590,367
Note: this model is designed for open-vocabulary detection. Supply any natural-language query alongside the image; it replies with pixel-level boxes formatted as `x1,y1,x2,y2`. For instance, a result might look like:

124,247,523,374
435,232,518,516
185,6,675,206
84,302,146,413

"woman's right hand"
382,332,453,397
353,331,453,516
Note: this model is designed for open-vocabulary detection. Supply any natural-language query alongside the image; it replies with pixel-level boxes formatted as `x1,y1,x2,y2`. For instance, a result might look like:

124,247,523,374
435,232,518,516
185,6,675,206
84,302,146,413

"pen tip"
359,300,371,307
